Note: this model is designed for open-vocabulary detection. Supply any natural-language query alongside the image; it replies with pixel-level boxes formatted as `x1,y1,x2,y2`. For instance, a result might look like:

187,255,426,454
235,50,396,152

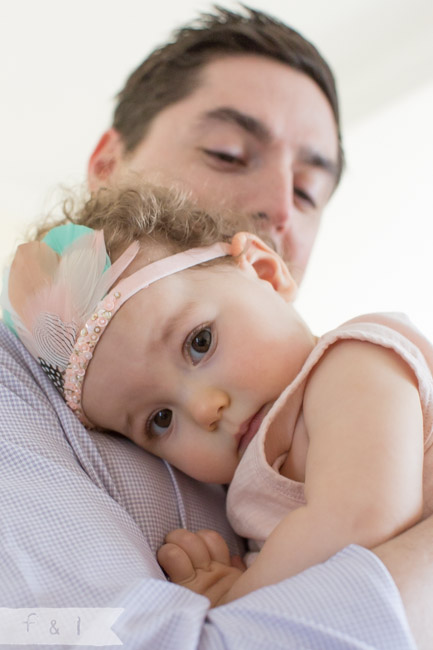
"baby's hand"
158,529,245,608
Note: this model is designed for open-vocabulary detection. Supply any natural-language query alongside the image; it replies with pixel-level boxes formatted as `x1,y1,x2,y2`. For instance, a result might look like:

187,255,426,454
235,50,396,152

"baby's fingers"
196,529,231,566
158,529,244,606
163,528,214,571
157,541,197,584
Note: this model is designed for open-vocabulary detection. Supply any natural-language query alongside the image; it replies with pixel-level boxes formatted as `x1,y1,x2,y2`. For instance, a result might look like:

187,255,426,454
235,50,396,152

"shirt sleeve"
110,546,415,650
0,326,416,649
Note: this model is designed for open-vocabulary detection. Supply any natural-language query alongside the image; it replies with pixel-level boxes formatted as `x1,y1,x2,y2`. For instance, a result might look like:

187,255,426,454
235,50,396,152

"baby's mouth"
236,404,269,455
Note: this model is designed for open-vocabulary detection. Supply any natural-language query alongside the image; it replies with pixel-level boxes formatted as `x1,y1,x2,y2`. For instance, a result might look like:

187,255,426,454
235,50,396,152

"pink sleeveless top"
227,313,433,552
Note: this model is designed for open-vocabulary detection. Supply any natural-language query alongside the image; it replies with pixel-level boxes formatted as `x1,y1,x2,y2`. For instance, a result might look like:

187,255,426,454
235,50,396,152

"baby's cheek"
232,353,278,390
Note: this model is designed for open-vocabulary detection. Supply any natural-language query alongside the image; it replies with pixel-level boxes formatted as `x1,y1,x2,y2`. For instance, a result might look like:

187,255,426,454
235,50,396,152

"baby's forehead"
93,249,241,373
115,271,197,326
114,262,235,331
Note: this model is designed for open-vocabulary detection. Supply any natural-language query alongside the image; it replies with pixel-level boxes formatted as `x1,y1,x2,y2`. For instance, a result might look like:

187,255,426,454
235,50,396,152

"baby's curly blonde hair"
33,183,264,263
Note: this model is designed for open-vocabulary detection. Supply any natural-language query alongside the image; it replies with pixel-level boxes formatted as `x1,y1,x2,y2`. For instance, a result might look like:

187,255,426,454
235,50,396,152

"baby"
3,184,433,607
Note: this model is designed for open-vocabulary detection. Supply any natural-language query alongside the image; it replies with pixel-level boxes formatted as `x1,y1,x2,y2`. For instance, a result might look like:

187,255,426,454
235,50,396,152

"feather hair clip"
1,224,139,394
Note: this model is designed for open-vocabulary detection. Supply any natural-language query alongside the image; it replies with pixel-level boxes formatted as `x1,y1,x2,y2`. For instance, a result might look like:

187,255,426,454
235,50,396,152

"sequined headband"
1,224,231,427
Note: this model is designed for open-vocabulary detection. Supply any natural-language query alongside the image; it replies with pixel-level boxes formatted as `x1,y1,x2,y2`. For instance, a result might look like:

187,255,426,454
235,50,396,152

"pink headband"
2,227,231,428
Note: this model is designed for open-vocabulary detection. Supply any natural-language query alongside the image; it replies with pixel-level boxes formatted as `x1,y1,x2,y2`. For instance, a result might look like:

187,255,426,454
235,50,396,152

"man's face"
88,55,340,283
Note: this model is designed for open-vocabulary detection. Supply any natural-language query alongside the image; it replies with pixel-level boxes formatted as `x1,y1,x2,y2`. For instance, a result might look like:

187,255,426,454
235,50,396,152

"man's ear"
87,128,125,191
230,232,297,301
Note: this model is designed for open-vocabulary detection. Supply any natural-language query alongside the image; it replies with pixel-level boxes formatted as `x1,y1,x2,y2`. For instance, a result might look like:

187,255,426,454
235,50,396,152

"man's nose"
188,386,230,431
254,170,294,234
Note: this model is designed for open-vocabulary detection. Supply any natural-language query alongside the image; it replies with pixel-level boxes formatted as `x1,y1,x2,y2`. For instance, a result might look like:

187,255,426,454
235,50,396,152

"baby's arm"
227,340,424,601
161,340,425,605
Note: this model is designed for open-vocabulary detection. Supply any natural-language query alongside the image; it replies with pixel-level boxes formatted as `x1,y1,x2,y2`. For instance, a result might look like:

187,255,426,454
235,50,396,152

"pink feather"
6,231,139,371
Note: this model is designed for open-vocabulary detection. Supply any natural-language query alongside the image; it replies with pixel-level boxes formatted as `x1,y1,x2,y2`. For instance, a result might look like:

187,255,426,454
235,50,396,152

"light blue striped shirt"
0,324,416,649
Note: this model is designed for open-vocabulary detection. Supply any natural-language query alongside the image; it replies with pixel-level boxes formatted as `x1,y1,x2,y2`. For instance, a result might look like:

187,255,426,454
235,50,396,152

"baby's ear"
230,232,297,301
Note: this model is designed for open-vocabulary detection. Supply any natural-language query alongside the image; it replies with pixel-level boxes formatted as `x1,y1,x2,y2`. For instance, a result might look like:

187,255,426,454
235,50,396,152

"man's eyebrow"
199,107,339,180
199,107,272,143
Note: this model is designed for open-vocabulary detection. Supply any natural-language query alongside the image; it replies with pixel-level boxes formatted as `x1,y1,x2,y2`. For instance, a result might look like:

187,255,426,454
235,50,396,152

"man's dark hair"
114,5,343,181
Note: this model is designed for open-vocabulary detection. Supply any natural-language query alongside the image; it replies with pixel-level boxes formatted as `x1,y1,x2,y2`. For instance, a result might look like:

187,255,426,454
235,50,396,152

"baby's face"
82,261,315,483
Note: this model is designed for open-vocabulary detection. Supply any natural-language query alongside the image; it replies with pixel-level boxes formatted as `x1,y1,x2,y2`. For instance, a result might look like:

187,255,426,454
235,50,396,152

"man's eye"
146,409,173,438
295,187,316,209
202,149,246,166
185,326,213,364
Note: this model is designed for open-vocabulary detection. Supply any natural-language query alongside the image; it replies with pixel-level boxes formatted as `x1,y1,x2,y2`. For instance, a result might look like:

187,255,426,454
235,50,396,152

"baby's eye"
186,326,213,365
147,409,173,438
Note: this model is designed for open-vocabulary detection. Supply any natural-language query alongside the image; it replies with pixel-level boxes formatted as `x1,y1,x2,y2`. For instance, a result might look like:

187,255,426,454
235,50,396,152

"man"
0,6,431,649
87,6,342,286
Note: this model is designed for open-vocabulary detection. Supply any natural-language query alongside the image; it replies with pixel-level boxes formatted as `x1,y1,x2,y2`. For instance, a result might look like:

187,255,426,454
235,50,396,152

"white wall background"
1,0,433,336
